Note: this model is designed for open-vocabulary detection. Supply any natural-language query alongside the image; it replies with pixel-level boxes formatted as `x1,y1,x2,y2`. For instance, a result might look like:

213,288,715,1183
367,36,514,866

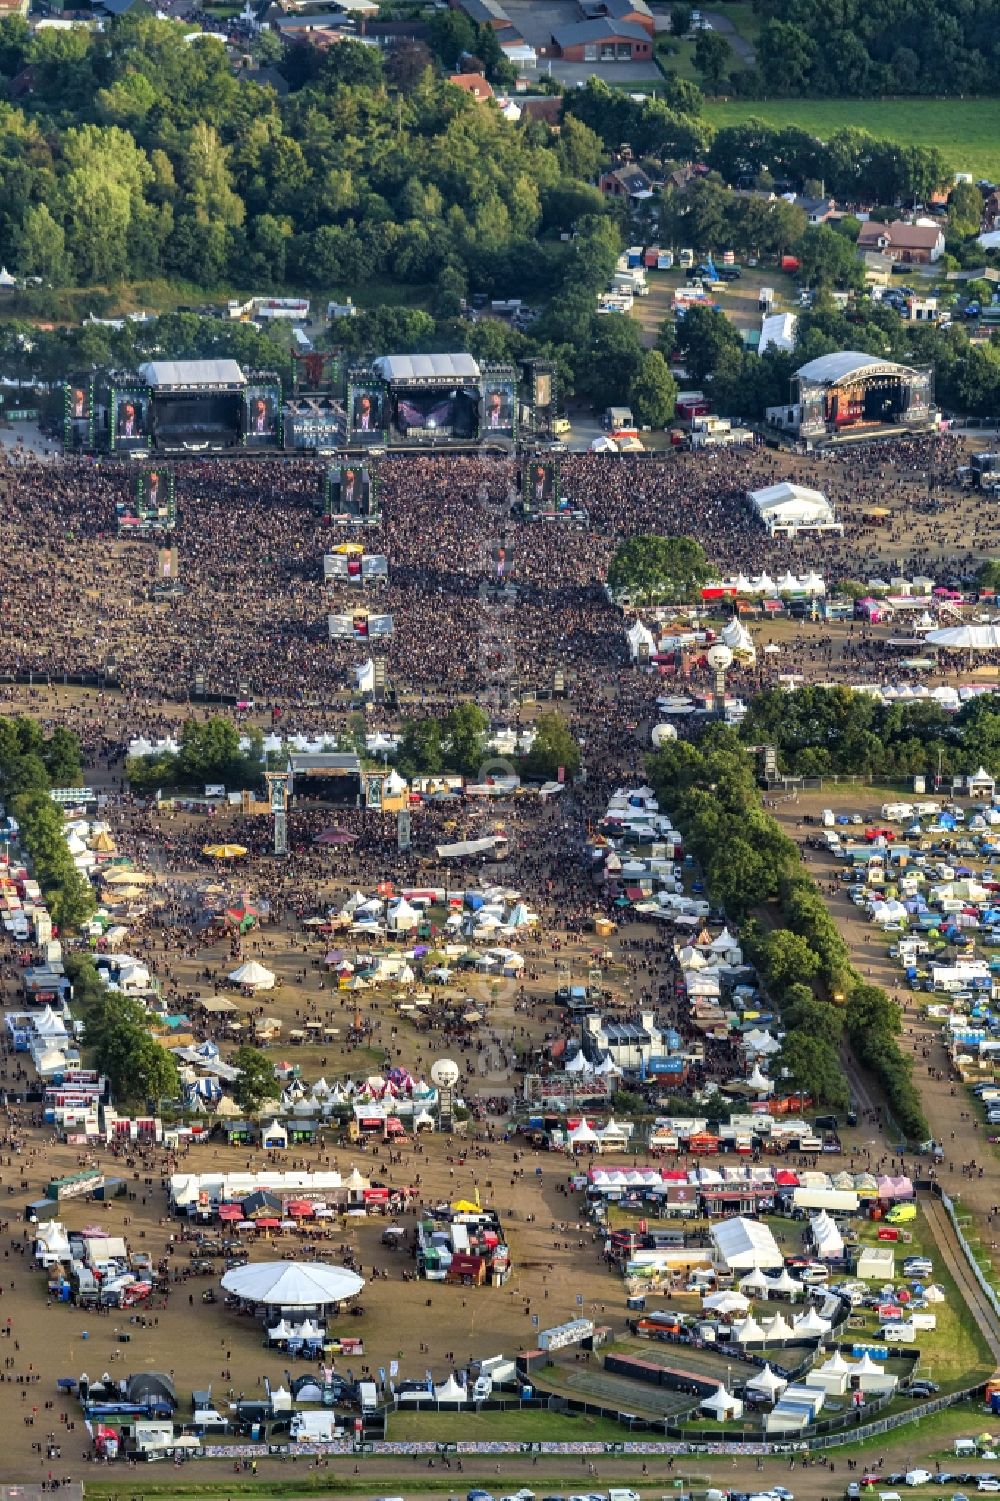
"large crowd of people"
0,435,985,719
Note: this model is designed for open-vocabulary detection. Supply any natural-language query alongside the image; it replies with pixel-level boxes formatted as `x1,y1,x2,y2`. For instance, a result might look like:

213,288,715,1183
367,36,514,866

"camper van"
879,1322,916,1342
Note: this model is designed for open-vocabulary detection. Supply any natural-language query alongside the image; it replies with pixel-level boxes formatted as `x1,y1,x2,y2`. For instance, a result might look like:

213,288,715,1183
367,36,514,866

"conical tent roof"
746,1363,786,1396
228,960,275,989
701,1384,736,1412
820,1350,850,1374
733,1316,766,1343
762,1312,793,1339
434,1373,467,1402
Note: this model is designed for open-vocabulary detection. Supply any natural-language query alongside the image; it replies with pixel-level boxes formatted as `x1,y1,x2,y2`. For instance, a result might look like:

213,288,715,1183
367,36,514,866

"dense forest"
749,0,1000,97
0,14,614,296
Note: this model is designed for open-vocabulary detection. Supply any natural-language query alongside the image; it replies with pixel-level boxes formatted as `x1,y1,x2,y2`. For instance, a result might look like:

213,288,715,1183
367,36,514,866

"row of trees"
749,0,1000,99
742,686,1000,782
566,84,953,205
647,726,928,1137
13,790,95,932
0,716,82,800
0,716,94,932
396,706,581,783
125,716,265,792
65,954,179,1106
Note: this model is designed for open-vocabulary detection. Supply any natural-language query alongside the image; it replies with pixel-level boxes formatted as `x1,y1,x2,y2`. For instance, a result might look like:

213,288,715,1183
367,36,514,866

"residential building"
787,193,837,225
449,71,495,101
856,219,945,264
599,163,655,202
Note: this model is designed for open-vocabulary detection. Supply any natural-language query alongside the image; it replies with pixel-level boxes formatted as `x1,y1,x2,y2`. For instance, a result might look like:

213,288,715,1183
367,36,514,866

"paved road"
703,8,756,65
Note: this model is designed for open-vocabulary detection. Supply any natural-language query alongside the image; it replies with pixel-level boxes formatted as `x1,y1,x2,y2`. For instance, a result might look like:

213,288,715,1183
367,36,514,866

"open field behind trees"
702,98,1000,181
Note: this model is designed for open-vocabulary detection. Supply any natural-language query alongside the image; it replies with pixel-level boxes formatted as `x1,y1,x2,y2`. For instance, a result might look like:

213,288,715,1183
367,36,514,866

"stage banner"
243,382,282,447
110,387,151,452
481,373,516,439
324,462,379,521
64,377,95,450
347,380,387,443
117,468,176,531
522,457,560,513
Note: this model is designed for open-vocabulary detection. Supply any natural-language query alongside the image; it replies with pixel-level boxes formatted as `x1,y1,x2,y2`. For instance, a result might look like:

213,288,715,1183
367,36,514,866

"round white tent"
221,1260,364,1309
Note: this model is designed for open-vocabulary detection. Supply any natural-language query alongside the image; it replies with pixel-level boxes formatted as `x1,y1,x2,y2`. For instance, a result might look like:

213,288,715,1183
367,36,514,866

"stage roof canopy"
140,359,247,389
374,353,481,383
795,351,916,387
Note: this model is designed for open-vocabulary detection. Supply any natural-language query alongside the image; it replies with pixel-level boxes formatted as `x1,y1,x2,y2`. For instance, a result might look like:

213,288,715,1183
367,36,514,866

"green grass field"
388,1408,629,1441
702,97,1000,181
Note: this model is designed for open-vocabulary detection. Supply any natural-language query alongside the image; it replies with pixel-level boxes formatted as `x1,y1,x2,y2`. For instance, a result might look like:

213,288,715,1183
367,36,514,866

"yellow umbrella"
103,868,154,886
202,844,248,859
91,832,117,853
332,542,364,555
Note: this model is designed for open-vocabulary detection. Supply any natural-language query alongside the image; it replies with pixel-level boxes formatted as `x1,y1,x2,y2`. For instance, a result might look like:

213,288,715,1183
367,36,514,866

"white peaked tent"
746,1364,787,1402
793,1307,831,1338
627,619,657,661
387,899,419,933
761,1312,794,1340
806,1349,851,1397
747,1063,774,1095
810,1210,844,1260
743,1028,782,1057
701,1385,744,1420
228,960,276,991
434,1373,467,1403
355,659,376,693
268,1318,294,1340
568,1120,599,1148
720,617,756,662
762,1266,804,1302
759,1266,798,1302
269,1384,293,1412
739,1268,770,1296
385,769,407,796
703,1289,750,1315
733,1316,767,1344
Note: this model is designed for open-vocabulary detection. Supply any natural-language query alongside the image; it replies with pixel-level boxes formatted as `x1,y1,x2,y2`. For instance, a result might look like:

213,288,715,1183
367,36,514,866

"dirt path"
923,1196,1000,1367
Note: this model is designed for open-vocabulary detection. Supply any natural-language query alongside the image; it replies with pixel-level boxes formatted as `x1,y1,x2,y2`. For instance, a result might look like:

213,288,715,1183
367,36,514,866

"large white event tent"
746,482,839,536
927,624,1000,651
710,1216,783,1271
220,1260,364,1310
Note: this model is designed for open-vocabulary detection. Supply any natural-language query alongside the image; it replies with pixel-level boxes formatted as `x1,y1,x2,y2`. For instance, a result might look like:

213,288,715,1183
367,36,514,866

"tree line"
0,716,95,932
747,0,1000,99
742,686,1000,783
647,727,928,1139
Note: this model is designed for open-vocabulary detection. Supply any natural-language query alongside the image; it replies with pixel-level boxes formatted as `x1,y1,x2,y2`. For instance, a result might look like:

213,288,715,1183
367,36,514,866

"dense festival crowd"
0,436,984,717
